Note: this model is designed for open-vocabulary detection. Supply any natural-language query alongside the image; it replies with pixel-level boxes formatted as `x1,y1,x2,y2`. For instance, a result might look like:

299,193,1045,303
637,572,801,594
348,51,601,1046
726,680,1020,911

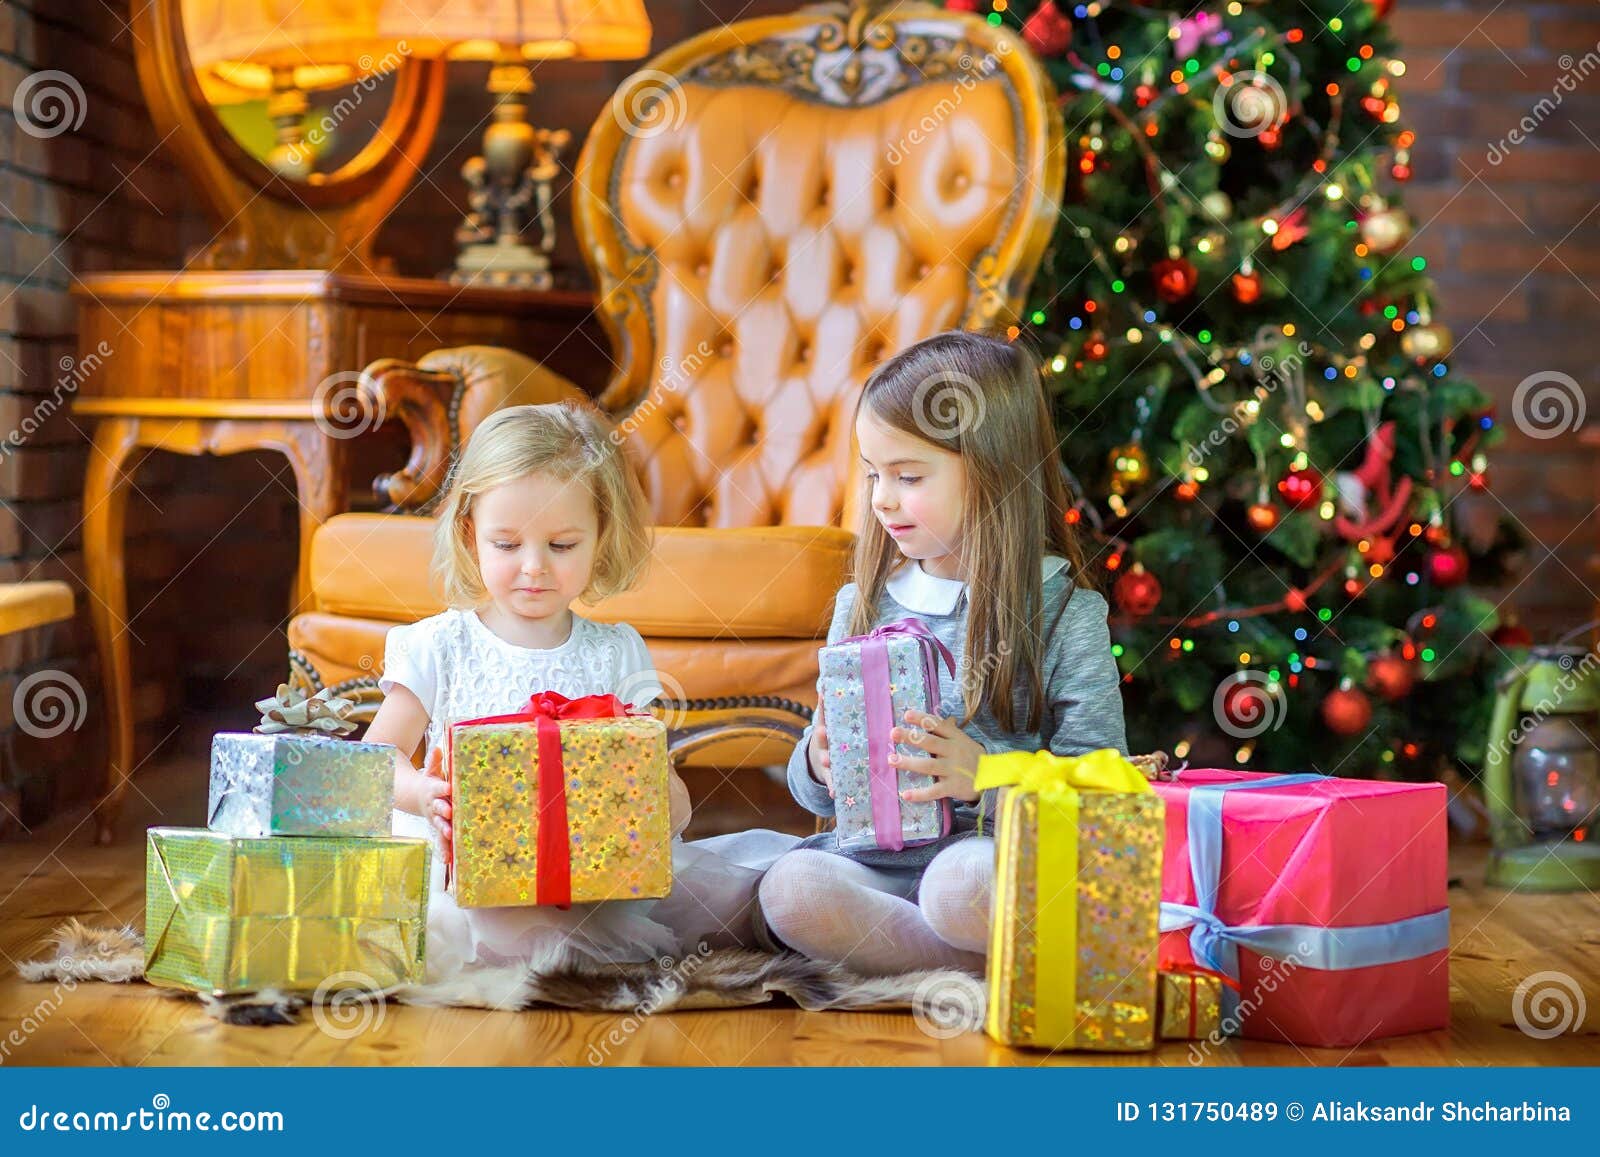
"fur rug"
16,919,987,1031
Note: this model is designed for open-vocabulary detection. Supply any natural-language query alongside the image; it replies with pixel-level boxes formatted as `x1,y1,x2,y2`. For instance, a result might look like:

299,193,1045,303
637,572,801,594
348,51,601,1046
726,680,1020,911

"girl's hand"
423,745,453,863
890,710,983,803
806,701,834,797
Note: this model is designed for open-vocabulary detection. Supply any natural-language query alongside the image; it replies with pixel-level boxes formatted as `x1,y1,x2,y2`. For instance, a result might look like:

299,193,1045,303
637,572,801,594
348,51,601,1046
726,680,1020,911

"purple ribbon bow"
840,618,957,851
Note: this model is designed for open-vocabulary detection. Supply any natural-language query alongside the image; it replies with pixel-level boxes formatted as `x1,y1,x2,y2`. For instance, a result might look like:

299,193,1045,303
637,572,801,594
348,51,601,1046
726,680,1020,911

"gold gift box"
144,827,430,995
450,714,672,908
986,775,1164,1051
1158,969,1225,1040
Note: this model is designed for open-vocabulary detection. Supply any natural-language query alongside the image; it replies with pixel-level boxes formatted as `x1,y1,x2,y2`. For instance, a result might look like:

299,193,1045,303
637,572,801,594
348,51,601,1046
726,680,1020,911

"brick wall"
1390,0,1600,635
0,1,285,829
0,0,1593,830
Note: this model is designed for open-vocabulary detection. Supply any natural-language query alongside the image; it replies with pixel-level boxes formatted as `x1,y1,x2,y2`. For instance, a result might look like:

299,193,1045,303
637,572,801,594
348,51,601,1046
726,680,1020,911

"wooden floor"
3,749,1599,1066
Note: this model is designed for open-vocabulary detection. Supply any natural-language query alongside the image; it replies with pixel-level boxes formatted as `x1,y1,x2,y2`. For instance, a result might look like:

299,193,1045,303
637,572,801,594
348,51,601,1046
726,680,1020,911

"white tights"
756,838,995,976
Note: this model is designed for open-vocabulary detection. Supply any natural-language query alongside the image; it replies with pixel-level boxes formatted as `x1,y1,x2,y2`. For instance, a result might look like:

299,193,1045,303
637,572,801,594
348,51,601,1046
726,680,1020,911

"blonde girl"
369,402,786,978
756,330,1129,976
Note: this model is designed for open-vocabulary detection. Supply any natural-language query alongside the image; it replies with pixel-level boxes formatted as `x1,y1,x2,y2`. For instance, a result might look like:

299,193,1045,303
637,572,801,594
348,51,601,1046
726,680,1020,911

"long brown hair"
847,329,1090,733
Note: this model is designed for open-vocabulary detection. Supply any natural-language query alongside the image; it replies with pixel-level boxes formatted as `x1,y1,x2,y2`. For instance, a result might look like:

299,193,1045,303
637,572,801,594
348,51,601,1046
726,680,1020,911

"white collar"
884,555,1069,616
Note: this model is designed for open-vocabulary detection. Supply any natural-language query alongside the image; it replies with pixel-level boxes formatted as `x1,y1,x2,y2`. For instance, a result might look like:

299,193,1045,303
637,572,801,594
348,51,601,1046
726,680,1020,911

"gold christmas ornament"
1401,324,1453,361
1359,207,1410,254
1109,442,1151,494
1201,190,1233,221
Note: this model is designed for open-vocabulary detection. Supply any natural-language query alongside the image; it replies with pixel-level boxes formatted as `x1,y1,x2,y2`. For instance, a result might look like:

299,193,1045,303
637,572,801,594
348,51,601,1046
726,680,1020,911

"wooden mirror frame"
132,0,449,270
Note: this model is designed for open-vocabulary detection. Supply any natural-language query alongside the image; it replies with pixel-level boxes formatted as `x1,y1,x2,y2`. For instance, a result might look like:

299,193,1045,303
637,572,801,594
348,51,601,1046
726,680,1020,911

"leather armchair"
286,0,1064,774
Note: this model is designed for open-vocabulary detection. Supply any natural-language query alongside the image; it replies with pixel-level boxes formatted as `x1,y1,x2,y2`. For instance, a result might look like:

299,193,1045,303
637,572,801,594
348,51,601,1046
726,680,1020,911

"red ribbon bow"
445,691,639,909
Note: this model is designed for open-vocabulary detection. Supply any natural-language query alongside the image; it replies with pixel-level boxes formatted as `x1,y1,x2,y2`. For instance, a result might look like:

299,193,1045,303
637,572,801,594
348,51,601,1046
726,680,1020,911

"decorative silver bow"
254,683,358,737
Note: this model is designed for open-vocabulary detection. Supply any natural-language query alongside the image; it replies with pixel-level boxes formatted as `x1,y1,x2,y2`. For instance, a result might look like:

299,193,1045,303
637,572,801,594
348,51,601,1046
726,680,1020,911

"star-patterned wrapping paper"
818,632,948,852
144,827,430,995
207,732,395,838
1157,970,1225,1040
988,788,1164,1051
448,715,672,908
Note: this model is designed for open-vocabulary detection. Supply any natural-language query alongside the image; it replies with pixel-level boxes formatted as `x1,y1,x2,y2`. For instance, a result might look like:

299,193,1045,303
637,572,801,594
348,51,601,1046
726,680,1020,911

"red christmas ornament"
944,0,982,11
1369,0,1396,18
1022,0,1073,56
1322,684,1373,737
1492,618,1535,647
1231,269,1262,304
1364,536,1396,565
1426,544,1469,587
1246,502,1281,533
1221,680,1277,733
1175,480,1200,501
1366,653,1416,701
1283,588,1308,612
1135,84,1159,108
1275,465,1323,511
1114,563,1163,617
1152,256,1199,303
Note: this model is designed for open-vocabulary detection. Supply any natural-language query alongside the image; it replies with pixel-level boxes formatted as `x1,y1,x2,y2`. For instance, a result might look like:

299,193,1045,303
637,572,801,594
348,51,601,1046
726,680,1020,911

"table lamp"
426,1,653,288
181,0,422,180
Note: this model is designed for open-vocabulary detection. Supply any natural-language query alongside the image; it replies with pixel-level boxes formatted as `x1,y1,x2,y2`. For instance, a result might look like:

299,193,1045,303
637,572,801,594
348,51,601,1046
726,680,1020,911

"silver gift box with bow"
207,684,397,838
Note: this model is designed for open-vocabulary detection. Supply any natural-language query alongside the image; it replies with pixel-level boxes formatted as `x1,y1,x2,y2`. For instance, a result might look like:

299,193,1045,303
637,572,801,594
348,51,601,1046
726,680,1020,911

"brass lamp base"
448,242,553,290
1487,841,1600,892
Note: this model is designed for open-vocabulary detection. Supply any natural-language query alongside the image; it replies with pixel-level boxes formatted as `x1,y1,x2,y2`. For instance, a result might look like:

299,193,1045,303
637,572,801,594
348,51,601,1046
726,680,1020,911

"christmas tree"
957,0,1525,777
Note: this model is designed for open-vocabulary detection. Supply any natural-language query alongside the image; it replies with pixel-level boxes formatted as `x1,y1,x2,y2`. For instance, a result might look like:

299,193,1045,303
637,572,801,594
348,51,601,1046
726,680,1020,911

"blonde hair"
432,402,651,608
848,329,1091,734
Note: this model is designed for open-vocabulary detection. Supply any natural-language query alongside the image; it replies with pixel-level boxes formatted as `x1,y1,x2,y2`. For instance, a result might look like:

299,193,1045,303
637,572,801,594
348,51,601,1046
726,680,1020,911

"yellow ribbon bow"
977,748,1149,1047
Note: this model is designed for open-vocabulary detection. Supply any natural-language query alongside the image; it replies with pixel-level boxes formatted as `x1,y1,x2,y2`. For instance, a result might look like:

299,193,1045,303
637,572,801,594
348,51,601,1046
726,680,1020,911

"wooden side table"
73,271,600,844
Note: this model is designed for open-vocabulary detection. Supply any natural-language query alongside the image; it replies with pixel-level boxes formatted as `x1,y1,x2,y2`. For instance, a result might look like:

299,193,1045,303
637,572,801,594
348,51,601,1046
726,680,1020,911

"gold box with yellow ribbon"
144,828,430,995
978,749,1164,1051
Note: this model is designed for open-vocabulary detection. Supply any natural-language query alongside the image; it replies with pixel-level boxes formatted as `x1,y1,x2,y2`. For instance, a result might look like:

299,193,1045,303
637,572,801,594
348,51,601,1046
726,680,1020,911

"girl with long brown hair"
756,330,1129,975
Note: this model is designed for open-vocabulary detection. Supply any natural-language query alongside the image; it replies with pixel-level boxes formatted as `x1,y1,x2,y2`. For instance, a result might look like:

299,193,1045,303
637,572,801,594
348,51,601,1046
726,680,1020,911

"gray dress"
785,554,1130,872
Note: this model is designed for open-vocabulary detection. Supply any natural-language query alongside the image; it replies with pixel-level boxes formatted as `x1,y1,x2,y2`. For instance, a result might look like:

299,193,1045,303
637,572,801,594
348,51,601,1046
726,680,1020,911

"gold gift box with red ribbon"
445,693,673,909
1157,967,1231,1040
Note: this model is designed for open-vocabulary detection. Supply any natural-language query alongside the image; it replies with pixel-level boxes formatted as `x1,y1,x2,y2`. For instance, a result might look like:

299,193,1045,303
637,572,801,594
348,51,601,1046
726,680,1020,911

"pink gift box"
1153,767,1450,1048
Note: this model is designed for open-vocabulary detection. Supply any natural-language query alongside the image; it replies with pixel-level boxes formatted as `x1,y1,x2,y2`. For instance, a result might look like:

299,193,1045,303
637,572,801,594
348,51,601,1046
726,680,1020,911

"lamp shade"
183,0,651,100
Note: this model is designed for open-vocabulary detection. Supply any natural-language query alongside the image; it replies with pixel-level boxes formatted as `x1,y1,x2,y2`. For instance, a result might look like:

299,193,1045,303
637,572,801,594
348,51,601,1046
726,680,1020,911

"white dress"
381,607,798,980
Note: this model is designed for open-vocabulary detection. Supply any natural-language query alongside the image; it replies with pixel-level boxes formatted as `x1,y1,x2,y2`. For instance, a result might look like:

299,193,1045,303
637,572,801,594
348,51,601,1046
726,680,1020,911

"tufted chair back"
573,0,1064,530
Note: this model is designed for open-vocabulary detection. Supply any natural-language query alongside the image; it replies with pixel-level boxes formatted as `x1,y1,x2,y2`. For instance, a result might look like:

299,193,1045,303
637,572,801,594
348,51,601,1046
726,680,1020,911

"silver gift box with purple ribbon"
818,619,954,852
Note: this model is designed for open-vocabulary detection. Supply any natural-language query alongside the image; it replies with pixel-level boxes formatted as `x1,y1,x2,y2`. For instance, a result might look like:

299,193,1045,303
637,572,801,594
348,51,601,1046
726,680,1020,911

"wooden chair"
284,0,1065,778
